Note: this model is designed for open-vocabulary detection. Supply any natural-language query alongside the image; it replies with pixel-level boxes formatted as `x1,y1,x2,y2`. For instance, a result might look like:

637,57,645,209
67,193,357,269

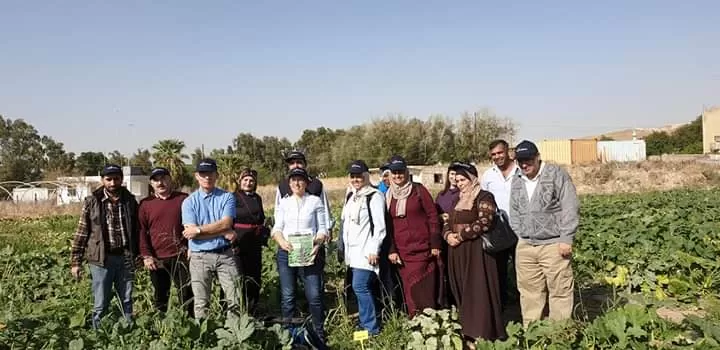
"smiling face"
289,175,307,195
490,143,510,168
239,175,256,192
350,173,367,190
454,173,471,191
391,169,408,186
195,171,218,191
150,174,172,196
447,170,457,187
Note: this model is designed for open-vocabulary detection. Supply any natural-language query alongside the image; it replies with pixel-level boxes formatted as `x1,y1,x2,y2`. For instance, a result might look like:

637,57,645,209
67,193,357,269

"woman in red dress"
385,155,443,317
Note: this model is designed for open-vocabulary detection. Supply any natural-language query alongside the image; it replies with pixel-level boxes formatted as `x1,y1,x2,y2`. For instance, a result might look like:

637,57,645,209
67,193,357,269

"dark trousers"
495,244,518,307
149,255,194,317
234,243,262,313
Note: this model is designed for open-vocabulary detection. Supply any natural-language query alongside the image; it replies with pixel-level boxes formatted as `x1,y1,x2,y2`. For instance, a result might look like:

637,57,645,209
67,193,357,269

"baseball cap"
387,155,408,171
285,150,306,163
101,164,123,176
379,163,390,172
288,167,309,180
149,167,170,179
449,161,478,178
196,158,218,172
514,140,539,161
348,160,369,174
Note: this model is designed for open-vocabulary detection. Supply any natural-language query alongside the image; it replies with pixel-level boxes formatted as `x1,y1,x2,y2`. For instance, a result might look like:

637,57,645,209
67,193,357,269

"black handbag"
481,209,518,253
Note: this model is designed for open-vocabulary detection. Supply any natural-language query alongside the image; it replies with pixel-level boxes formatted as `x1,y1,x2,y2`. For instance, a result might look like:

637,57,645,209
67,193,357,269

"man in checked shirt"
70,164,140,328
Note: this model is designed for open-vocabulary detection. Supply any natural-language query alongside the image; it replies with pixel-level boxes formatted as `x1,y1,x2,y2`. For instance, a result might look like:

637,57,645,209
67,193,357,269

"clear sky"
1,0,718,155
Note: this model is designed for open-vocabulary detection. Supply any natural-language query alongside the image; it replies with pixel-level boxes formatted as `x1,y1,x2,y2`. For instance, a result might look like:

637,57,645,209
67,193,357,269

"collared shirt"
181,187,236,252
480,163,520,214
272,194,327,240
521,161,546,200
101,189,128,251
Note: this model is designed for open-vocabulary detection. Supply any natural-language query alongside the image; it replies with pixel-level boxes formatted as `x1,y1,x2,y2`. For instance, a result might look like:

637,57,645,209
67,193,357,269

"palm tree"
151,139,189,188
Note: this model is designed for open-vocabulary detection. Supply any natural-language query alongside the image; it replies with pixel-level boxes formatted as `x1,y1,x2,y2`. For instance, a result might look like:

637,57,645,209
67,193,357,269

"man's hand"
367,254,379,266
183,225,200,240
71,266,82,280
224,231,237,242
144,257,159,271
558,242,572,258
389,253,402,265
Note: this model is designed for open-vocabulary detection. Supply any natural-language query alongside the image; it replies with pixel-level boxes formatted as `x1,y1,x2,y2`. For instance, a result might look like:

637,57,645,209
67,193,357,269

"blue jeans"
276,249,325,340
352,268,380,335
89,254,134,328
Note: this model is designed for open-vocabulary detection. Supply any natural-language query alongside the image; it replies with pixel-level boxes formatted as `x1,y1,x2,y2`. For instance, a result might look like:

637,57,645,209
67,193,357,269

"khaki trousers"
515,239,574,327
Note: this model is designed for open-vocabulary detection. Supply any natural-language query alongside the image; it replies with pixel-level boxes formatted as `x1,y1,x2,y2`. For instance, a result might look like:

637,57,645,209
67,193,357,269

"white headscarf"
345,172,377,224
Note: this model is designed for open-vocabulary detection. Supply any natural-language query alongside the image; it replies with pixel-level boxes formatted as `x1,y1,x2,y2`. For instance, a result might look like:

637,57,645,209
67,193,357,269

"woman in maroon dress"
443,162,506,346
385,155,443,318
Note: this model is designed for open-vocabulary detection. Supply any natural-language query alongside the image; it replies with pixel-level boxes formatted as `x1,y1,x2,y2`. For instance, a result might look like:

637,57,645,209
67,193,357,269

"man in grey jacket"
508,140,580,327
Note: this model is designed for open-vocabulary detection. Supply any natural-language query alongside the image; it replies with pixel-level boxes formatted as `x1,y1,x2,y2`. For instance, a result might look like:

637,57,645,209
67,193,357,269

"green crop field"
2,188,720,349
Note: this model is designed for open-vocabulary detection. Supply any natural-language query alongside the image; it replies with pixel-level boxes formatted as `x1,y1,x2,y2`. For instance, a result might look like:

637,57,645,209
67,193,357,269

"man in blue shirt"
182,158,240,320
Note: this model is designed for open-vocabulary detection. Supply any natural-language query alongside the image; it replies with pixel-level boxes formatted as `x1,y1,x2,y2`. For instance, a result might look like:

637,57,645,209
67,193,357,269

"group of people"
69,139,579,349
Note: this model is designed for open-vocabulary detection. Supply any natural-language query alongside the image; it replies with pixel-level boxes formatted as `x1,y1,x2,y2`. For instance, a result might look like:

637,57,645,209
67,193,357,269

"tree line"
644,116,702,156
1,109,517,190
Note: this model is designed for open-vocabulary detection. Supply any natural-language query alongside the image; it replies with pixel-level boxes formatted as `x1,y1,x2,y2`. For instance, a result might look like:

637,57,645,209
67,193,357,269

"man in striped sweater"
508,140,580,327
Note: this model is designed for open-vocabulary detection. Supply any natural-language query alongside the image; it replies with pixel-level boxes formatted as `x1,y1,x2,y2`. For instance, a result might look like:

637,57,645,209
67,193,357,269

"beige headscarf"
386,172,413,216
455,171,482,211
346,172,377,224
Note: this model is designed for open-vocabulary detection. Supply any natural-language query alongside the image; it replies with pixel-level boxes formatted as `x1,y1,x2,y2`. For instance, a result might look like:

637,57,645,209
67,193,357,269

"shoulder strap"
366,192,375,237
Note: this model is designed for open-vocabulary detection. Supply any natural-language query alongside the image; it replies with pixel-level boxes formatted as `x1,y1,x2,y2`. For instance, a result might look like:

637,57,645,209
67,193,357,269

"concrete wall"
702,107,720,154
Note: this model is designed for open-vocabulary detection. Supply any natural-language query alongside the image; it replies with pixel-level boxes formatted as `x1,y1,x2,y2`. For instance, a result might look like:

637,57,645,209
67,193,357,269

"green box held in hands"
287,233,315,267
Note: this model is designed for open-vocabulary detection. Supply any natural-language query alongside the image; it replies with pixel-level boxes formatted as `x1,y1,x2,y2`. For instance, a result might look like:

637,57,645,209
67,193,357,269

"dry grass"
2,160,719,219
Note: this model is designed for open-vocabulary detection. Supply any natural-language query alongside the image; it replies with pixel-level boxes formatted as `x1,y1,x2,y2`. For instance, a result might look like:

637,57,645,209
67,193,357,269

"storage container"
571,139,599,164
538,139,572,165
597,140,647,162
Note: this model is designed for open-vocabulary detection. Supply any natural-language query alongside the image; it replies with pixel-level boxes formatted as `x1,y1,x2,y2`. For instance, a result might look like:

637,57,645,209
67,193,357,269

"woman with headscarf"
434,162,461,308
443,162,506,346
376,164,391,194
340,160,386,335
229,168,268,314
385,155,443,318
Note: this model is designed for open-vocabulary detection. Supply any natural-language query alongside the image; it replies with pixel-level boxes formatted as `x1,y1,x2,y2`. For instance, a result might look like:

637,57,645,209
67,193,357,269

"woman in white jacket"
341,160,387,335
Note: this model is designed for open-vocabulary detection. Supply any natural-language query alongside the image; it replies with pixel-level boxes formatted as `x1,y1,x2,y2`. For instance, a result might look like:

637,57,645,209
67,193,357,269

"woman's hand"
367,254,379,266
314,233,328,245
273,233,293,252
389,253,402,265
446,233,462,247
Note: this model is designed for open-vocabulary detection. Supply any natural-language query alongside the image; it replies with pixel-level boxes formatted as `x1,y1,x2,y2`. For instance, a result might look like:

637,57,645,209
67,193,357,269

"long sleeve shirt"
341,189,387,274
138,191,188,259
272,194,328,240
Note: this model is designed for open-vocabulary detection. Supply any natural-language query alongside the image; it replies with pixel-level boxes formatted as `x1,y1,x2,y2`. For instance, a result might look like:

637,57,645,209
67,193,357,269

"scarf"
346,177,377,224
455,173,482,211
386,178,413,217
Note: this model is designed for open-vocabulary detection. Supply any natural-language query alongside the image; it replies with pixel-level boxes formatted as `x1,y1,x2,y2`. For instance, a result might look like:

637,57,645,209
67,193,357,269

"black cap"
288,167,309,181
149,167,170,179
196,158,218,172
387,155,407,171
348,160,369,174
285,150,306,163
449,162,478,178
101,164,123,176
514,140,539,161
379,163,390,172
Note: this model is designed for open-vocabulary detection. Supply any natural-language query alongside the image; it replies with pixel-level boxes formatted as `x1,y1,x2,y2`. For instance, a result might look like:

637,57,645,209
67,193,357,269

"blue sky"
1,0,718,155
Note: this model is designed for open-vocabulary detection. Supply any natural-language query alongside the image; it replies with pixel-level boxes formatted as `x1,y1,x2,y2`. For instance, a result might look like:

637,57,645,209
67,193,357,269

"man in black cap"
181,158,241,320
508,140,580,327
138,167,194,317
70,164,140,328
275,150,333,236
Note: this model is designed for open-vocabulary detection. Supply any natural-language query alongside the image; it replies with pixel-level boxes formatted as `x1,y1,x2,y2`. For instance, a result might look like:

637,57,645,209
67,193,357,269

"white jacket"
341,187,387,274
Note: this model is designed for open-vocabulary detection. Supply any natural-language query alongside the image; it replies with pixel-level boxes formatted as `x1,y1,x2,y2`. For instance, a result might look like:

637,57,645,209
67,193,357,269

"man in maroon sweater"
139,167,194,317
